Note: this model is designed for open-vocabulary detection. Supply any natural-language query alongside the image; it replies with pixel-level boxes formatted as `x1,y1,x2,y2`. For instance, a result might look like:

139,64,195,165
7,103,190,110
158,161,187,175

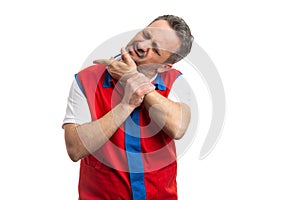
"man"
63,15,193,199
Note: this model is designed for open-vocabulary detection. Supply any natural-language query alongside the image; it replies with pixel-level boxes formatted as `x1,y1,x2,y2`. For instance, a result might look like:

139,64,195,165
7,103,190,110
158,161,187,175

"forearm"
64,103,134,162
143,90,191,139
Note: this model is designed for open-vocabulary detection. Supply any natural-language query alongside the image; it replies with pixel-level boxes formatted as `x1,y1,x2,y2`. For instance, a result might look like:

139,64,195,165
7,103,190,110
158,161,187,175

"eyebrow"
142,29,151,39
143,29,161,56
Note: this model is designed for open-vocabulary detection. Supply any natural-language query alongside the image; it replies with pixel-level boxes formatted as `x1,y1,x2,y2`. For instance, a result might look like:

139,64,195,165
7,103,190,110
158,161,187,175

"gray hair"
149,15,194,64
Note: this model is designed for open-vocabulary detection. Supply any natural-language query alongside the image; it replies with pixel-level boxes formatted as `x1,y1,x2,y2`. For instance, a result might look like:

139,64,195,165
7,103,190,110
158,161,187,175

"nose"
137,40,151,53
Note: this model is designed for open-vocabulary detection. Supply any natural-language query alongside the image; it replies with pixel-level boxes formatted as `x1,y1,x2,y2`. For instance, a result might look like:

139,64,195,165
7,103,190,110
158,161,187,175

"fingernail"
121,47,128,53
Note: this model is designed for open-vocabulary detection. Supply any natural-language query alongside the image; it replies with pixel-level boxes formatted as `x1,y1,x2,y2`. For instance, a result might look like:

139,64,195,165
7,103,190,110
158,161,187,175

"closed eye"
152,41,161,56
142,29,161,56
153,48,161,56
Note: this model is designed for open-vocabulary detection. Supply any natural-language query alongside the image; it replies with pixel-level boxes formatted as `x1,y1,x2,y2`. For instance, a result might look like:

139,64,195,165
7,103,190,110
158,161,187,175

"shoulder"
160,68,182,83
77,64,107,85
78,64,107,78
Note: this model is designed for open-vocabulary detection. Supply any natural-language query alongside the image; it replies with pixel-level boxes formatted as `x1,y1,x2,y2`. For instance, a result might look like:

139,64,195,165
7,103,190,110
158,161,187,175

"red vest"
76,64,181,200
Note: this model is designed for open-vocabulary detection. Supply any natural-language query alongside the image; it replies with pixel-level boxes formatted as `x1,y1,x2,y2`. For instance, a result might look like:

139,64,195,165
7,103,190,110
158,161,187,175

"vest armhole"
75,74,86,97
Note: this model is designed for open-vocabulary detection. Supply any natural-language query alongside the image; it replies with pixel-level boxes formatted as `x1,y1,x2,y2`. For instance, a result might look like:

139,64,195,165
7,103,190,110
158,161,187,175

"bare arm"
94,49,191,139
143,91,191,139
63,103,134,162
64,73,154,162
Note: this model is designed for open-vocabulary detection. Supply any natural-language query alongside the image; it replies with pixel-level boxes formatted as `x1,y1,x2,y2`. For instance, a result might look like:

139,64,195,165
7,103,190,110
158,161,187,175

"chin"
131,57,140,66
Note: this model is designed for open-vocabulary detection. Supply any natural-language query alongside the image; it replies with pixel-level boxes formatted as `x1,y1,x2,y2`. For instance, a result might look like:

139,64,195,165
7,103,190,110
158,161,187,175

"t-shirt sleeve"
62,79,92,126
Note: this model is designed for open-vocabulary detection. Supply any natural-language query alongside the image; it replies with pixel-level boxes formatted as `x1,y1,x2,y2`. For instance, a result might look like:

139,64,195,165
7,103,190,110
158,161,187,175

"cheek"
161,51,172,60
144,55,162,64
136,53,167,65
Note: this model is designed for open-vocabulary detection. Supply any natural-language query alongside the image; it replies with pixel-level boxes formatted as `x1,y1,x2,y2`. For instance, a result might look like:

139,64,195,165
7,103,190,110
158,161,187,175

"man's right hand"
93,48,137,81
122,73,155,109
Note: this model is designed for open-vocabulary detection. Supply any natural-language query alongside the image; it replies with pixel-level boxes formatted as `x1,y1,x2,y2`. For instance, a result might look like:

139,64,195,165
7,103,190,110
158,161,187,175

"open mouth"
133,42,144,58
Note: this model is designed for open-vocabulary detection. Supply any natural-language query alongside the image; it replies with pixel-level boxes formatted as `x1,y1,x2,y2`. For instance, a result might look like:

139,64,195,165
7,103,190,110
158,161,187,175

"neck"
137,68,157,80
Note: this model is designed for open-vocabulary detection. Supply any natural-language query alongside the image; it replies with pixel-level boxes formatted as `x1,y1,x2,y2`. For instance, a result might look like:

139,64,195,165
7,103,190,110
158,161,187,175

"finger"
121,48,135,65
93,59,112,65
136,83,155,96
136,82,153,92
144,84,155,93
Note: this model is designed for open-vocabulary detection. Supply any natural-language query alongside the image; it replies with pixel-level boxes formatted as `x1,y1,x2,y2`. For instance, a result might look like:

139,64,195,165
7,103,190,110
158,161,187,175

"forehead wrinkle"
147,28,179,53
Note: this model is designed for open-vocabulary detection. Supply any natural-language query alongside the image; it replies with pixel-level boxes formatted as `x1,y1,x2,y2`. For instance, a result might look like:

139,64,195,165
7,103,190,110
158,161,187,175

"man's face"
126,20,181,67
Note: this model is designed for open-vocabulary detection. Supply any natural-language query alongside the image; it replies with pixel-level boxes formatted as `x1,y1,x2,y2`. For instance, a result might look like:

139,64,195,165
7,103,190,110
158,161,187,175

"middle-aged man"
63,15,194,199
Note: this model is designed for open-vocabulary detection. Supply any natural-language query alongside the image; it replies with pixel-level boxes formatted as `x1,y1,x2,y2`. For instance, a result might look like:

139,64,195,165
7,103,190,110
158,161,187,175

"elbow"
69,154,81,162
173,125,188,140
66,141,87,162
67,148,81,162
64,124,85,162
174,134,184,140
174,130,186,140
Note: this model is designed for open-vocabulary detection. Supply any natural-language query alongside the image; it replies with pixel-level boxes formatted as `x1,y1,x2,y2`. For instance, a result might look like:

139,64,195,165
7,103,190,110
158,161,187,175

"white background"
0,0,299,199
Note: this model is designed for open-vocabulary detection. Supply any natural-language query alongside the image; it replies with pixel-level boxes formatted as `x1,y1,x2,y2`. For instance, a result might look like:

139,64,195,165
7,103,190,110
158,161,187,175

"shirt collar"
153,73,166,90
102,70,114,88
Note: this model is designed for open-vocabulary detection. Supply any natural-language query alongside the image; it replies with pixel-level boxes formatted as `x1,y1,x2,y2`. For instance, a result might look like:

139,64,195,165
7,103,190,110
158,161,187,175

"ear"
157,63,173,73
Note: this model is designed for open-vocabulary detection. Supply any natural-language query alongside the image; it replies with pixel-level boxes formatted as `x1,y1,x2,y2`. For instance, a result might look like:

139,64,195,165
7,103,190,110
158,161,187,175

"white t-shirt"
63,75,191,125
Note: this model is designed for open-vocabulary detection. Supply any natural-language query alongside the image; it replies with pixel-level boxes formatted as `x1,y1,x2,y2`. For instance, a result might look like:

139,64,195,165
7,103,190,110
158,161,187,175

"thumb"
121,48,135,65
